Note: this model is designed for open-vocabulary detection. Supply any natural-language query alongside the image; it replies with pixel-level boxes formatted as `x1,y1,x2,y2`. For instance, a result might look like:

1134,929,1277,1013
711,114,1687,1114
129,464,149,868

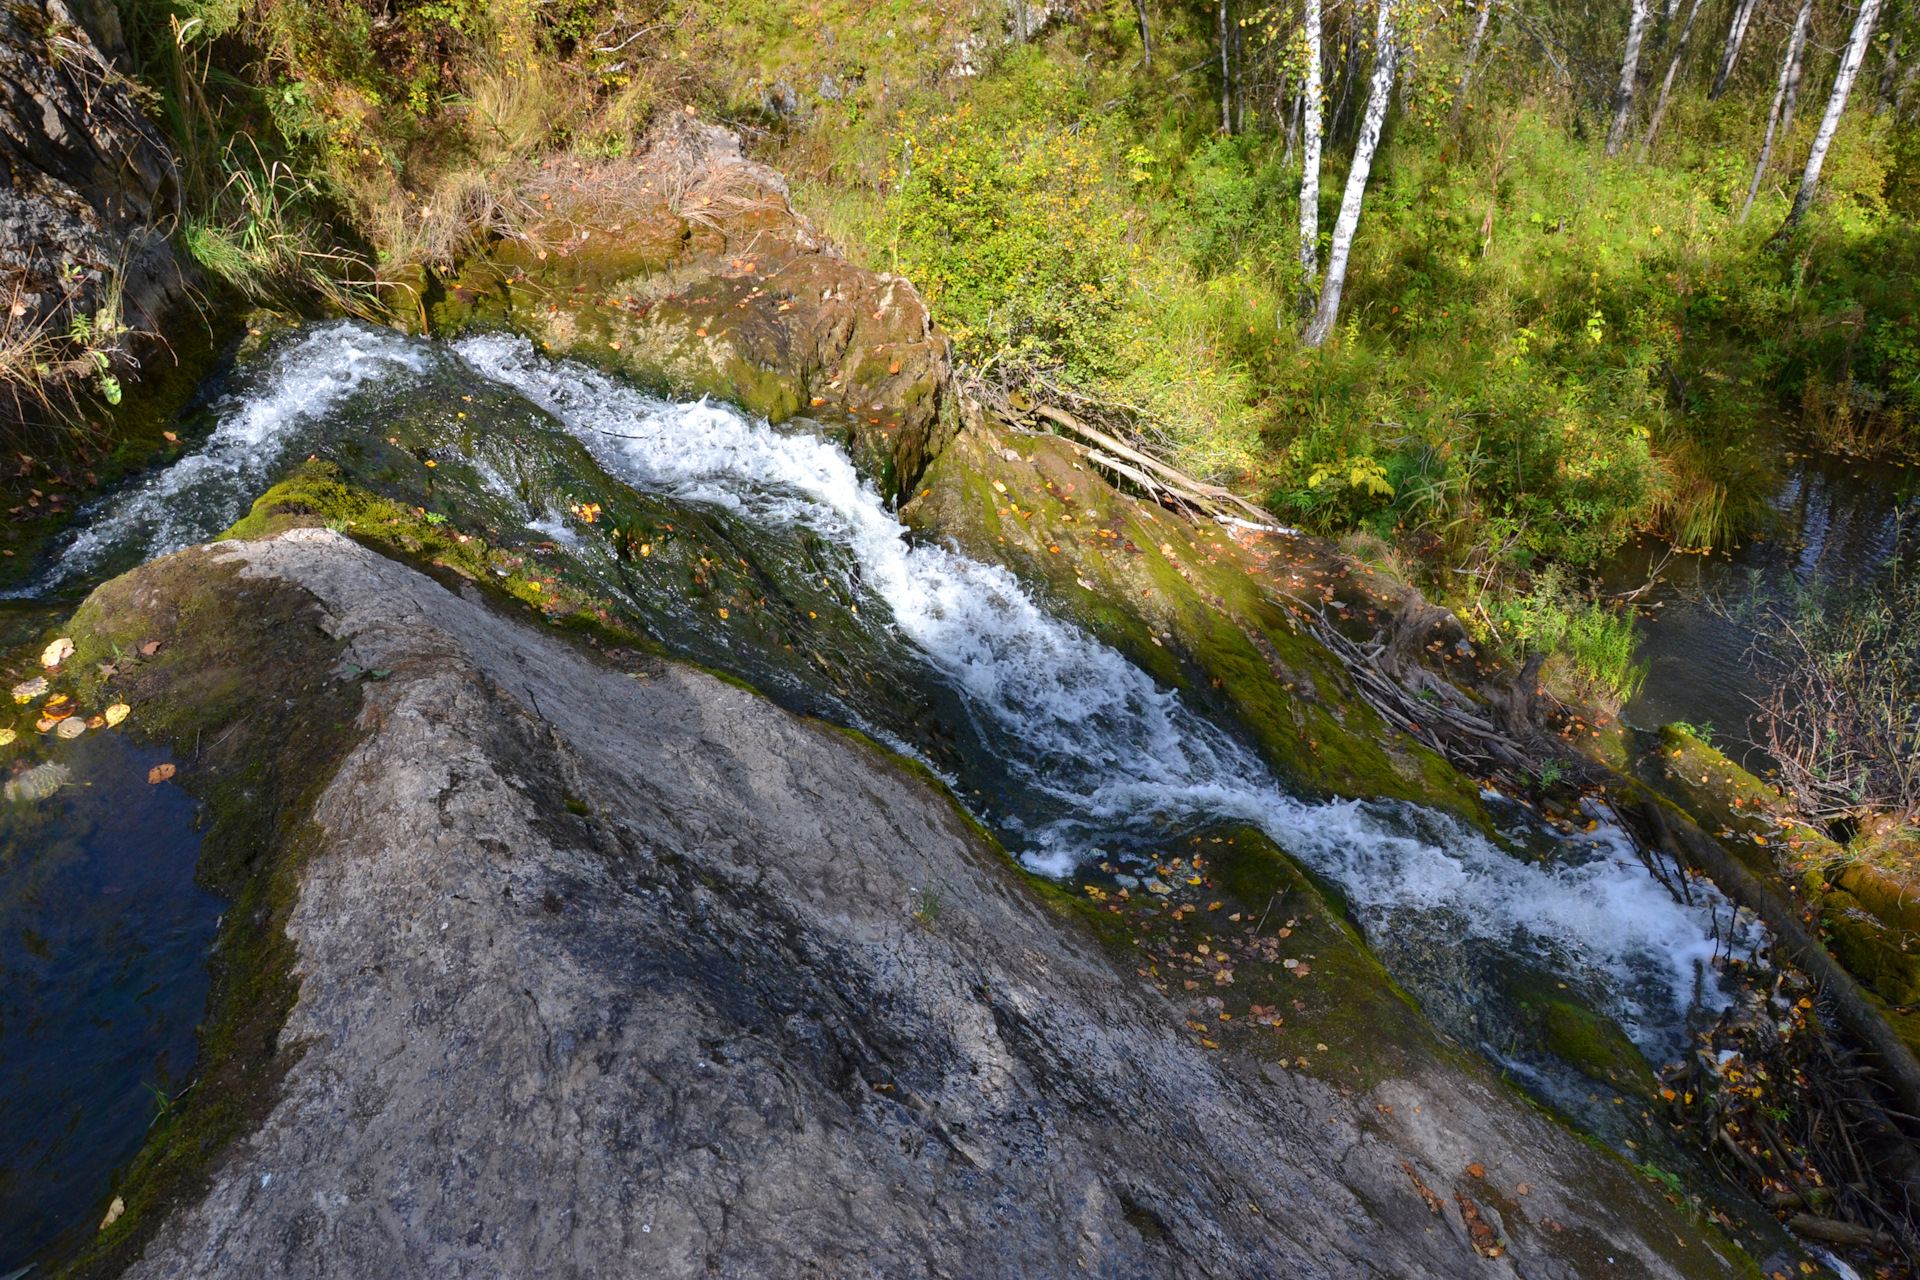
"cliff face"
59,527,1730,1279
0,0,184,386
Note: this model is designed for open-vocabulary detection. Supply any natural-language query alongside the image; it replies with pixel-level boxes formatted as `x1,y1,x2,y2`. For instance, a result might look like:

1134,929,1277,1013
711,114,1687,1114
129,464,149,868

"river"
2,322,1770,1264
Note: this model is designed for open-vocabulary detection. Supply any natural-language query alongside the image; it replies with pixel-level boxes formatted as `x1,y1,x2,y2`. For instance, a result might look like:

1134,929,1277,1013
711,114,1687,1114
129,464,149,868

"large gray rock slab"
123,529,1730,1278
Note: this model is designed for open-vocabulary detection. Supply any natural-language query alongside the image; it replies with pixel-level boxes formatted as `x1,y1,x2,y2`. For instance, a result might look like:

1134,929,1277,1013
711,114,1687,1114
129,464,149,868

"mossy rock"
1029,824,1451,1086
1822,888,1920,1006
903,420,1488,824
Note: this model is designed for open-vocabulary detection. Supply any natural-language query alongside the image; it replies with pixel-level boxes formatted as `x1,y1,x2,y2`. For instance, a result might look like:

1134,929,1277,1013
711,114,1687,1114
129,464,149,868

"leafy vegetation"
69,0,1918,681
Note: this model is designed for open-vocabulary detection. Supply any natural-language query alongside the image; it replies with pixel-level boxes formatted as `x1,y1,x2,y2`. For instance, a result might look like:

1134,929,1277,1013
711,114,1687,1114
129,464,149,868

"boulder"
436,114,956,503
61,528,1735,1277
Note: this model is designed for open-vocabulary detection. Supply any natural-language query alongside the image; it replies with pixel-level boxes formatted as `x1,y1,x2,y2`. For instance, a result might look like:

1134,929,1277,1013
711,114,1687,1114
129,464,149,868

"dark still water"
1605,450,1920,762
0,729,218,1263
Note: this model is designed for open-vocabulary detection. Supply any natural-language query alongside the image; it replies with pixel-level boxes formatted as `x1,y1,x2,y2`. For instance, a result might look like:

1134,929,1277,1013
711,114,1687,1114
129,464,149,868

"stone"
77,528,1734,1278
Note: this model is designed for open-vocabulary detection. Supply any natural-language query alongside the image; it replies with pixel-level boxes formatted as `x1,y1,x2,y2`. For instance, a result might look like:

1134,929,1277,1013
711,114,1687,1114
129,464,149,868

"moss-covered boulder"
424,114,958,504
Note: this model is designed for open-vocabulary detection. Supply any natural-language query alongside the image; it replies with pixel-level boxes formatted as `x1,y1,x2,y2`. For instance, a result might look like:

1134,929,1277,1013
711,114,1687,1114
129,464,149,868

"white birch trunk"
1452,0,1493,122
1304,0,1398,348
1784,0,1886,228
1298,0,1325,290
1738,0,1813,221
1219,0,1233,132
1639,0,1705,157
1608,0,1653,156
1711,0,1759,99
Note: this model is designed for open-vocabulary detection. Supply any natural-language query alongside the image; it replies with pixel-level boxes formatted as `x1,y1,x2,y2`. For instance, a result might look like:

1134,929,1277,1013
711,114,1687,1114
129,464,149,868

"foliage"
1488,564,1649,700
878,86,1135,373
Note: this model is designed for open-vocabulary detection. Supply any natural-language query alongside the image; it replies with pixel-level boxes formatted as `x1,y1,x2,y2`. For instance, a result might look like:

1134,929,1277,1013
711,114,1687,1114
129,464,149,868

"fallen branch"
1025,403,1283,528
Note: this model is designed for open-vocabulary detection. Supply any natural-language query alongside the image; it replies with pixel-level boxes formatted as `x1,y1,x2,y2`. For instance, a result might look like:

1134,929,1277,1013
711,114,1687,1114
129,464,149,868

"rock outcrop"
69,528,1744,1277
430,114,957,502
0,0,185,389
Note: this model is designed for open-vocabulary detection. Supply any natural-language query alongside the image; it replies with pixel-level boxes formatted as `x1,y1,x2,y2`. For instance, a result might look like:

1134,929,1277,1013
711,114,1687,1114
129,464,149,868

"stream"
1606,448,1920,765
3,322,1773,1262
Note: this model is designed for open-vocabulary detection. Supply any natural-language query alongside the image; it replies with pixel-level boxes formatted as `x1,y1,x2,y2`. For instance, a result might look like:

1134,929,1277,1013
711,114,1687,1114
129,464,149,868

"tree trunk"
1639,0,1705,157
1739,0,1814,221
1219,0,1232,132
1608,0,1654,156
1782,0,1886,231
1710,0,1759,99
1297,0,1325,305
1304,0,1398,348
1879,31,1904,111
1135,0,1153,68
1233,0,1246,130
1332,5,1362,142
1452,0,1494,123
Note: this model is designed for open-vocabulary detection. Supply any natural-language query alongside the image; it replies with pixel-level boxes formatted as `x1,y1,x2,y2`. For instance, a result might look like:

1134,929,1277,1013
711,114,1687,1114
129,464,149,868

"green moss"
1026,824,1455,1088
905,423,1488,827
1822,889,1920,1006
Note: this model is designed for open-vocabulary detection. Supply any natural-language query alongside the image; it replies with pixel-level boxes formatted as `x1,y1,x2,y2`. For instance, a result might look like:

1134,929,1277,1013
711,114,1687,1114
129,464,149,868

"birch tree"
1135,0,1153,68
1298,0,1325,301
1783,0,1887,230
1305,0,1398,347
1608,0,1654,156
1220,0,1233,131
1739,0,1814,221
1711,0,1760,98
1452,0,1494,123
1639,0,1705,157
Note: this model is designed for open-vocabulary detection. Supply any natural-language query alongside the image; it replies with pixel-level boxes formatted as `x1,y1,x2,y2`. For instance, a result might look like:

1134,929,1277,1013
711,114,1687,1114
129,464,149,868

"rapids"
5,322,1767,1252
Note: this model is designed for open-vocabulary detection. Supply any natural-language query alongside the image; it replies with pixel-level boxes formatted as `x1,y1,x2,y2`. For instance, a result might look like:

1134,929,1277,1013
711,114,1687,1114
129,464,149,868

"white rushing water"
31,321,1750,1060
22,324,432,594
453,332,1747,1059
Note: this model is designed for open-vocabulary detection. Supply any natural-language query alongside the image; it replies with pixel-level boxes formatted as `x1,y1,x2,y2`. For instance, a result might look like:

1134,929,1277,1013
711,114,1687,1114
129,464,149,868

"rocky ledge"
420,112,956,504
56,527,1746,1278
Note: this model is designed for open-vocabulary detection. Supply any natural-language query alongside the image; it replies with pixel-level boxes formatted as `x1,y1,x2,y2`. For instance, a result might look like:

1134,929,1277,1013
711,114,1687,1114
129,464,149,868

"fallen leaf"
139,640,161,656
40,637,73,668
162,431,179,443
34,717,56,732
100,1196,124,1229
86,714,105,728
1517,1182,1532,1196
56,716,86,739
148,763,176,784
1467,1163,1486,1178
0,728,13,746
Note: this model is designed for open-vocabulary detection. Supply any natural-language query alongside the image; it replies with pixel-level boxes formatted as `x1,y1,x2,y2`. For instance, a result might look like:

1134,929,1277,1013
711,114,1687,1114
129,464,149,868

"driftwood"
1293,602,1531,770
1022,403,1284,528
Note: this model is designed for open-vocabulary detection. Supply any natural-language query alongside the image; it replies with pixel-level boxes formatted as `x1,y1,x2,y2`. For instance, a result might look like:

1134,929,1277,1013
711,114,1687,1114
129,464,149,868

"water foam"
455,332,1744,1057
27,323,432,592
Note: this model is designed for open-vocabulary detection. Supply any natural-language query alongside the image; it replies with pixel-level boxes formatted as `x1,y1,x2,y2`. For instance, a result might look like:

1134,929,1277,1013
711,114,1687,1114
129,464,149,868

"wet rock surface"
0,0,184,372
94,528,1738,1278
